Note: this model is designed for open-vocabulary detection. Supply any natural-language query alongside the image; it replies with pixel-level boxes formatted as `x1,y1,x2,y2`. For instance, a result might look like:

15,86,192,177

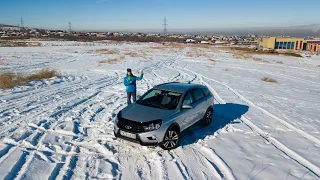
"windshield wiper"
142,102,169,110
156,104,169,110
150,103,169,110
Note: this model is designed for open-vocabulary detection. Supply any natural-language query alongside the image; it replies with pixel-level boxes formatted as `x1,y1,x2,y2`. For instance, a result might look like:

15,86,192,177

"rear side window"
183,91,193,105
192,89,205,102
201,87,211,97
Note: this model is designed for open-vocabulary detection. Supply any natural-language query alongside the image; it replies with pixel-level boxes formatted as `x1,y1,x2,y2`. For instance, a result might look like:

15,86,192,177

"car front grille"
117,118,145,133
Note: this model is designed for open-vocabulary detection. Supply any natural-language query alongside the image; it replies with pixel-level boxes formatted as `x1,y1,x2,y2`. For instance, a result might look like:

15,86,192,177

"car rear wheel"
202,108,213,126
160,127,180,150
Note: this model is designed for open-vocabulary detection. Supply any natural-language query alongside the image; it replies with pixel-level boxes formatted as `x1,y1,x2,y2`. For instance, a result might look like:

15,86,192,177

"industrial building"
259,37,320,53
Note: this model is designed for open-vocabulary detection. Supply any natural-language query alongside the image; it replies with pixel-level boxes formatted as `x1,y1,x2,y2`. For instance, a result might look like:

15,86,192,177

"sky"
1,0,320,31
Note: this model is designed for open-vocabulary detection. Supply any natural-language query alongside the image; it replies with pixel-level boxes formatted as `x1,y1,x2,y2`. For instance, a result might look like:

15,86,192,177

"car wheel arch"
168,123,180,133
160,123,181,150
208,105,213,111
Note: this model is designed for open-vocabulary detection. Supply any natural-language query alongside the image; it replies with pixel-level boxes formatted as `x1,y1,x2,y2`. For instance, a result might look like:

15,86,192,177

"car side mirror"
182,105,193,109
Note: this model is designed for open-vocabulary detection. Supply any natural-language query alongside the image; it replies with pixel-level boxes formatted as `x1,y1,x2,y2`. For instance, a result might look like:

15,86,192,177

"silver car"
114,82,214,150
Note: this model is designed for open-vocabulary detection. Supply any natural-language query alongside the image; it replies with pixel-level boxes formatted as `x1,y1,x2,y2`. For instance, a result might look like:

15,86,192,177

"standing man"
124,68,144,105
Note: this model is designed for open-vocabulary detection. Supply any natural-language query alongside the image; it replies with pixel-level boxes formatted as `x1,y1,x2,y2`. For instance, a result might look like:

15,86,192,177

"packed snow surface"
0,41,320,180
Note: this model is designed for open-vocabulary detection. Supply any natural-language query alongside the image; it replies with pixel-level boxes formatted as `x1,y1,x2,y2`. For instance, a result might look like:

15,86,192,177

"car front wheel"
160,127,180,150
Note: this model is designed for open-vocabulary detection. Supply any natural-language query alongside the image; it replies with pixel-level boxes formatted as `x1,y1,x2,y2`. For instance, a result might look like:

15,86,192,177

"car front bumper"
114,122,168,146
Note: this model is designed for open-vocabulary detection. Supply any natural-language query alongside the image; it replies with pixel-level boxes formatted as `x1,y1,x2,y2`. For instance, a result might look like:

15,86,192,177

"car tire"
114,131,118,138
202,107,213,127
160,126,180,150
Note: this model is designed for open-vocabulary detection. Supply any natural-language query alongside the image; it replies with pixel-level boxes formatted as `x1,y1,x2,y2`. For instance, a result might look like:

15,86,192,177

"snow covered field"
0,41,320,180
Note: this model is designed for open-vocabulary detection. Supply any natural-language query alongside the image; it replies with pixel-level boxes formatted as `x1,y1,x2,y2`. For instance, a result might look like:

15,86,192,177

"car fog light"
147,136,157,140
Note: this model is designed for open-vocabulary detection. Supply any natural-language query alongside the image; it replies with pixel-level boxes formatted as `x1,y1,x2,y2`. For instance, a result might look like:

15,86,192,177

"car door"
179,90,197,131
201,87,213,108
190,88,207,124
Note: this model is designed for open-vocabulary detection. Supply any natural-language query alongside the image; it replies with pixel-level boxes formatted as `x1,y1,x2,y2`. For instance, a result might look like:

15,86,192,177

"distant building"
200,41,209,44
306,40,320,52
259,37,320,52
185,39,196,43
259,37,306,50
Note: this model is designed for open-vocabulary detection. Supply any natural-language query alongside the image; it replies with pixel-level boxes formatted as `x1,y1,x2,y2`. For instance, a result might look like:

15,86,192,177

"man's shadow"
180,103,249,146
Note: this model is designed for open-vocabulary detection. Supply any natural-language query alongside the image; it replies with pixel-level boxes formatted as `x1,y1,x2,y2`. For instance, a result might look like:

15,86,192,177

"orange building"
306,40,320,53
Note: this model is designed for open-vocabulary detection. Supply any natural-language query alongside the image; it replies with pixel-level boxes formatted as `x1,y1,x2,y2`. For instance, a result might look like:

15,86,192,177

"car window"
137,89,182,110
201,87,210,97
142,89,161,100
183,91,193,105
192,88,205,102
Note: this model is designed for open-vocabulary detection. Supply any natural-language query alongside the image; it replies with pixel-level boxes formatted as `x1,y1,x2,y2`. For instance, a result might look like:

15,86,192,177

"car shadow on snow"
180,103,249,147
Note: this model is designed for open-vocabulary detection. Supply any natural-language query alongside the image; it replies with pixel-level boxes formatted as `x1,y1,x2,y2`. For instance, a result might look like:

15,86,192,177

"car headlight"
115,111,121,124
143,120,162,132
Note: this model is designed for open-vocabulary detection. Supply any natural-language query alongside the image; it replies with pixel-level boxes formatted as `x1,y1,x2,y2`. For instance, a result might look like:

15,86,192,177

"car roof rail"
154,82,180,87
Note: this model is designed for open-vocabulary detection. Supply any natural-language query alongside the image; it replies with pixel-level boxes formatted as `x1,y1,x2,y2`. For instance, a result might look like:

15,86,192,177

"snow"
0,41,320,179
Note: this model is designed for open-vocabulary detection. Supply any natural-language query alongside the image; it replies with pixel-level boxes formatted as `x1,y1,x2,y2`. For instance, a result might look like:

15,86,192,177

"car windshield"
137,89,182,110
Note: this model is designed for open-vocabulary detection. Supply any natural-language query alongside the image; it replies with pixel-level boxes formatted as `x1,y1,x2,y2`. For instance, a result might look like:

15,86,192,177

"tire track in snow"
49,94,119,179
200,74,320,147
49,91,100,118
182,62,320,146
2,151,28,180
208,50,320,73
180,66,320,177
1,72,116,117
169,66,236,180
195,146,237,180
63,85,125,179
0,145,15,165
114,143,158,180
2,75,94,112
212,64,320,87
0,75,119,137
160,151,191,180
13,151,35,180
47,91,102,179
54,146,77,180
0,73,122,179
172,147,223,180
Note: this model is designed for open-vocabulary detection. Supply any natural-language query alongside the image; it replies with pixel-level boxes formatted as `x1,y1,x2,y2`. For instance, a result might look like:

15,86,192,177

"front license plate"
120,130,136,139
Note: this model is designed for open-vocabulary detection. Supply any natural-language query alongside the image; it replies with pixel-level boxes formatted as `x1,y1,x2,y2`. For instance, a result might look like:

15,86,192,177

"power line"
162,17,168,34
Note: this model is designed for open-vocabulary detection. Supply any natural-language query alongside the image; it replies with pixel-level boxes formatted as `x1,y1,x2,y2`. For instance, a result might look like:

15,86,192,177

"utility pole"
162,17,168,35
69,21,72,34
20,17,24,31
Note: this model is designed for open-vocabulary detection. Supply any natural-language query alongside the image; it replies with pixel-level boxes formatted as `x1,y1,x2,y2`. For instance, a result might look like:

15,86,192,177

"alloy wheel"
163,130,179,149
206,110,212,124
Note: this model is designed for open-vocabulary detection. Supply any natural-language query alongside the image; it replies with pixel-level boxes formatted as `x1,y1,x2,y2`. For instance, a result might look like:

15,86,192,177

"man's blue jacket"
123,74,143,92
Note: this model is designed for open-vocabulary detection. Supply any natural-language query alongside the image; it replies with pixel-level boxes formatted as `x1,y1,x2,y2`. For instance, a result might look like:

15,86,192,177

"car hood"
121,103,174,122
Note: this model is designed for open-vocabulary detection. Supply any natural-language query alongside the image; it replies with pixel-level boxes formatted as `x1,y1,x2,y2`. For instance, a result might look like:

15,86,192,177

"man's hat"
127,68,132,72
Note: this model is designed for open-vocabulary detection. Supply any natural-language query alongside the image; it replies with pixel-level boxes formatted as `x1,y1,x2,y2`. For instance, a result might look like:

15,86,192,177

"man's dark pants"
127,91,136,104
